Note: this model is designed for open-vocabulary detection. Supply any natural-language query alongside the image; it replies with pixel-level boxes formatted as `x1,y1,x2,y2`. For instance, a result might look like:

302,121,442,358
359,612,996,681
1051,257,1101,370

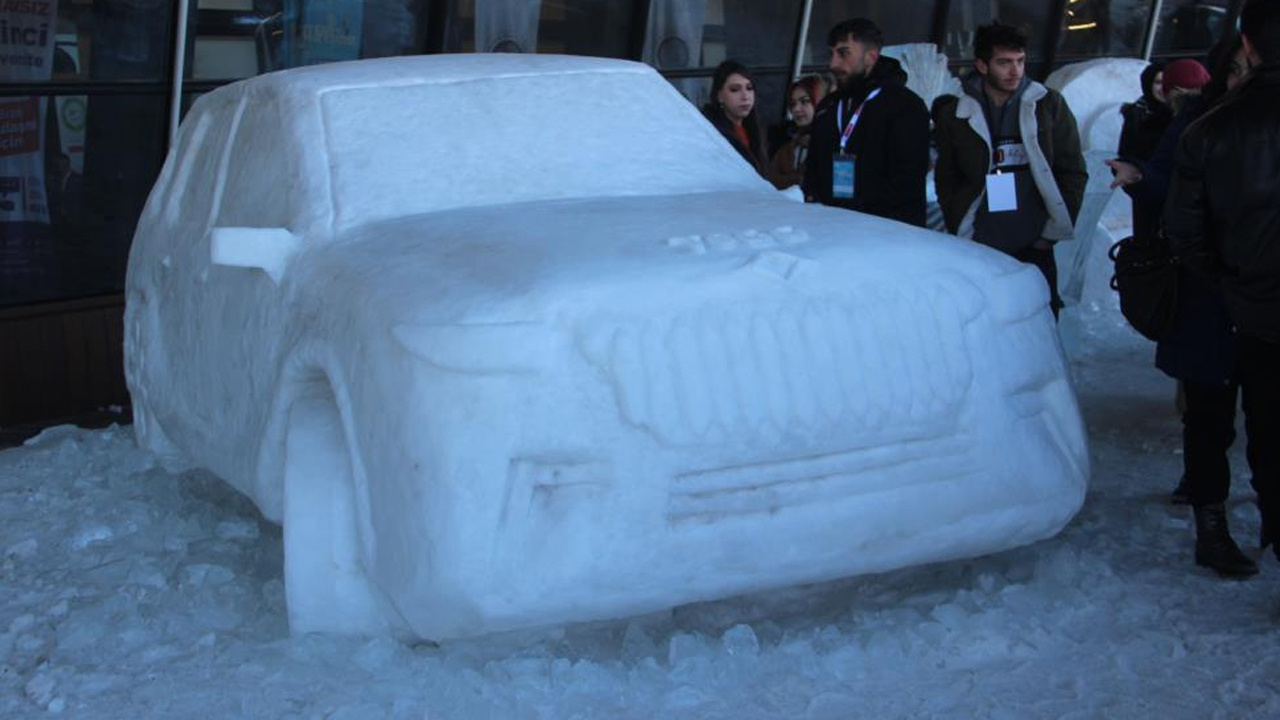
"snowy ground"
4,200,1279,719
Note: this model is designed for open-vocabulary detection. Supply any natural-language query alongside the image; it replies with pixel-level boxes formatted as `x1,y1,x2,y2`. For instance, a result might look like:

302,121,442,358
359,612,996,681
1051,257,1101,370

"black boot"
1194,503,1259,578
1171,475,1193,505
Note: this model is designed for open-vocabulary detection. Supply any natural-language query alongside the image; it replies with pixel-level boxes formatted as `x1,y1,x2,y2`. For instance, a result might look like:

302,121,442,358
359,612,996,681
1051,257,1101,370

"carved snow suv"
124,55,1088,641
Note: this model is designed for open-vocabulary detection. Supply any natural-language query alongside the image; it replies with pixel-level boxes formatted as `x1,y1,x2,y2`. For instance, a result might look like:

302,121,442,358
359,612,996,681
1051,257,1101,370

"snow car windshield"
318,70,768,231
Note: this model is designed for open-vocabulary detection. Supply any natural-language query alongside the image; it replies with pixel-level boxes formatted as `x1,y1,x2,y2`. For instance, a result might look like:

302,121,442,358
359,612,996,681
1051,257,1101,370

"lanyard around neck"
837,88,881,153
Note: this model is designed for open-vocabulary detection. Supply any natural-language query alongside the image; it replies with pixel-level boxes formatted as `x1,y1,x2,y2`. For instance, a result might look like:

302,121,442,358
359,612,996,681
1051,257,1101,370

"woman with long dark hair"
702,60,769,178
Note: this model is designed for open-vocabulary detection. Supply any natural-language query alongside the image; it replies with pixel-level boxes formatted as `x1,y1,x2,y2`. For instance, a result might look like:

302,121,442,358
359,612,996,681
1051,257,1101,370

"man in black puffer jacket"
1165,0,1280,566
803,18,930,227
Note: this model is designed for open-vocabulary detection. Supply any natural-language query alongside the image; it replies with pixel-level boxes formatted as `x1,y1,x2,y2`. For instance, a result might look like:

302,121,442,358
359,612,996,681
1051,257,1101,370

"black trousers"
1183,380,1240,507
1184,336,1280,528
1012,245,1062,320
1238,335,1280,553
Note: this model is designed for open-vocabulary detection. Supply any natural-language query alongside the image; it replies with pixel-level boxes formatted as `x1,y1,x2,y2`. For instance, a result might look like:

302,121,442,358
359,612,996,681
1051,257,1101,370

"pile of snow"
5,212,1280,717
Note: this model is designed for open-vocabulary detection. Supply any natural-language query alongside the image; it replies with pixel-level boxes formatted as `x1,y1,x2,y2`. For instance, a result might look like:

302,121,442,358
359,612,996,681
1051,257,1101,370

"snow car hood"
298,191,1041,329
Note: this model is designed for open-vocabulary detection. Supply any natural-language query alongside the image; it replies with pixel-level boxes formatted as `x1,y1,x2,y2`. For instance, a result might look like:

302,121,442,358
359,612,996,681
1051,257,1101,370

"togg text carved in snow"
665,226,811,255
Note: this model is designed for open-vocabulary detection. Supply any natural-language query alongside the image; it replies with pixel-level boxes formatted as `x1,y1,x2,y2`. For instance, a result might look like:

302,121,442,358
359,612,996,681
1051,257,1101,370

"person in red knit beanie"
1160,58,1211,113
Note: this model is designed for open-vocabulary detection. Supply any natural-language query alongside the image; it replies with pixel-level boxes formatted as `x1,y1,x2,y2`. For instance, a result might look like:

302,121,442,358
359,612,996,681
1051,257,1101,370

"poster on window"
475,0,541,53
0,0,57,225
282,0,364,67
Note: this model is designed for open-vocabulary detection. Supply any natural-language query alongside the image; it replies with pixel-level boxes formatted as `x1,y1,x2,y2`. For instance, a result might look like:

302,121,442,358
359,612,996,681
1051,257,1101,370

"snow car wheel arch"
282,378,392,636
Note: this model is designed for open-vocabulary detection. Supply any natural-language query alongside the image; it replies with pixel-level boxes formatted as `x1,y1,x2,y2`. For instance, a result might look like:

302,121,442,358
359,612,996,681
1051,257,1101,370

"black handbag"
1109,234,1179,341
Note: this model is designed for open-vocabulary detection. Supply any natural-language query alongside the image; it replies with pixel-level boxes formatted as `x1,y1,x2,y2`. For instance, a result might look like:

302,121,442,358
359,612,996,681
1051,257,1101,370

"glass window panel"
1,93,166,307
444,0,541,53
716,0,804,68
0,0,170,84
190,0,429,80
536,0,637,57
448,1,797,66
1057,0,1154,59
87,0,175,81
945,0,1049,61
806,0,934,66
1152,0,1231,55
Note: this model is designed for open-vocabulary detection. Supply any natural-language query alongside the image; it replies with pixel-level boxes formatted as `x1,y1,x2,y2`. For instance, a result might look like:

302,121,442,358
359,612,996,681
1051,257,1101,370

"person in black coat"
1153,38,1250,395
1163,15,1276,578
1108,42,1251,537
1118,63,1171,162
1107,58,1210,248
701,60,769,180
802,18,930,227
1115,62,1171,245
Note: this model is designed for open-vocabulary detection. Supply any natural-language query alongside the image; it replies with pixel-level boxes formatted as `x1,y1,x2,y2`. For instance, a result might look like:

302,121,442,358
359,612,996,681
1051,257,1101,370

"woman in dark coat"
1118,62,1171,162
1159,37,1259,578
702,60,769,179
1115,62,1172,245
1112,40,1259,578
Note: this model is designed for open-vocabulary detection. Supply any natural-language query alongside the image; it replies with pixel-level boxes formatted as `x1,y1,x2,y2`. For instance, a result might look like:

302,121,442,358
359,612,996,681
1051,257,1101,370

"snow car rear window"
317,71,768,230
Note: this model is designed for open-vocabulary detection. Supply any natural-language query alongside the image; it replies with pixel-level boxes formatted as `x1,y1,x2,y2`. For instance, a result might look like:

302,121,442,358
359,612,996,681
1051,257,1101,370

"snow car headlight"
392,321,553,375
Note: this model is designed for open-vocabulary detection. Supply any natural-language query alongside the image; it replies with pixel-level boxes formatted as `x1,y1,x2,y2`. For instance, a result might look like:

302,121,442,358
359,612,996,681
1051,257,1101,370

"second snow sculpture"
125,55,1088,641
882,43,963,111
1045,59,1143,355
1045,58,1146,154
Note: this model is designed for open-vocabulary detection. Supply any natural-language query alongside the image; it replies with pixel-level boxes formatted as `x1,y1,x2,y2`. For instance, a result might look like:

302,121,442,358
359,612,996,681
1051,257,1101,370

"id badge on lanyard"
833,154,856,199
986,171,1017,212
986,139,1026,212
832,89,880,200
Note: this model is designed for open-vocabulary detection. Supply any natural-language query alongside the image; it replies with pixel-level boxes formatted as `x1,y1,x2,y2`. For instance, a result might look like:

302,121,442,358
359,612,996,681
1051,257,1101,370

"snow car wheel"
282,389,387,635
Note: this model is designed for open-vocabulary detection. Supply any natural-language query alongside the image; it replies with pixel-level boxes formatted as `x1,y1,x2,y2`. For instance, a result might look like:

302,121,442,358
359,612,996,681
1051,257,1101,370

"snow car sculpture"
124,55,1088,640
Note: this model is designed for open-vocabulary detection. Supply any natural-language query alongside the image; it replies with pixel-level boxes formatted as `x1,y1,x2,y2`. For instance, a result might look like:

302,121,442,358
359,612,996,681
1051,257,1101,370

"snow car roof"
216,54,656,100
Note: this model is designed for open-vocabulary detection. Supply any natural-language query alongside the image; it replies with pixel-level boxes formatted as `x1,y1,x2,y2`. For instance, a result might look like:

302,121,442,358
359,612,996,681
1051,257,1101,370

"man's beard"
838,66,868,89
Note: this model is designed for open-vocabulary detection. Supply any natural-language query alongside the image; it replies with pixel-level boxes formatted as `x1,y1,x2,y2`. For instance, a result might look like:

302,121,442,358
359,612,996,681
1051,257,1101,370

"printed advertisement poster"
282,0,363,67
55,34,84,174
0,0,57,225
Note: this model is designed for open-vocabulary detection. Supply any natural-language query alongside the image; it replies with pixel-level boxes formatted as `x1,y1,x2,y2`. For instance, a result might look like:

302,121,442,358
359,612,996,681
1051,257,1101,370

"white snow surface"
5,195,1280,718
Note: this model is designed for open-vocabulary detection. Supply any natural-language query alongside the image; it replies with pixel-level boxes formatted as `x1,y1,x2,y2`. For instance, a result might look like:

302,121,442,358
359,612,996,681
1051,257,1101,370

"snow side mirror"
209,227,300,284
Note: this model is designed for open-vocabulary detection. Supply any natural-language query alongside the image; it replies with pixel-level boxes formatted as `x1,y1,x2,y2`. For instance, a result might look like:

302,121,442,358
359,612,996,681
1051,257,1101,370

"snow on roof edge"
208,54,657,101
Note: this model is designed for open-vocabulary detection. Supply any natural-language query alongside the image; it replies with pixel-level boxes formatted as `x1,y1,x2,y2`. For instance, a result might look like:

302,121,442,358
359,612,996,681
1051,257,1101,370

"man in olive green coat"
932,22,1087,318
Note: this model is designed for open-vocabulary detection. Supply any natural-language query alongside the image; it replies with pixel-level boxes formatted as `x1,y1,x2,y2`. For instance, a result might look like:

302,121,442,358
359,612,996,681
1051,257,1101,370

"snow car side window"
163,95,239,238
215,95,295,230
162,112,213,228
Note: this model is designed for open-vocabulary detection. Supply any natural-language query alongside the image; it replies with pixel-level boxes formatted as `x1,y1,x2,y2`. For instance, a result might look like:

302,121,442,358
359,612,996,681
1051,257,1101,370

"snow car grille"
667,432,975,523
581,290,974,447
